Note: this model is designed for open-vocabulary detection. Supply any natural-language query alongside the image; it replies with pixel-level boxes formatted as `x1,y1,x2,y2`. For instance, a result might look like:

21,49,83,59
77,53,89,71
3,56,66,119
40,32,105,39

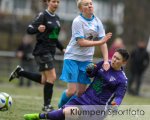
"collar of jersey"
80,13,94,21
45,9,55,17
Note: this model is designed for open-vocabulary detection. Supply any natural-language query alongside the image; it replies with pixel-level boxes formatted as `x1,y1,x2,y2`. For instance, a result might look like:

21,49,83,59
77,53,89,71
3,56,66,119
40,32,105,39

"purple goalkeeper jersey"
71,61,128,106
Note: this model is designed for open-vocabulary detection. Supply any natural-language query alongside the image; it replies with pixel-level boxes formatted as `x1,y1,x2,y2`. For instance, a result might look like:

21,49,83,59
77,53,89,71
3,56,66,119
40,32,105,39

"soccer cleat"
24,113,40,120
9,65,23,82
42,105,54,112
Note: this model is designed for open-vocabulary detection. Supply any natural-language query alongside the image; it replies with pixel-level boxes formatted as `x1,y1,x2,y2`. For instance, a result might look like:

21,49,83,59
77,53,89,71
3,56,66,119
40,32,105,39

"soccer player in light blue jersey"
58,0,112,108
24,48,129,120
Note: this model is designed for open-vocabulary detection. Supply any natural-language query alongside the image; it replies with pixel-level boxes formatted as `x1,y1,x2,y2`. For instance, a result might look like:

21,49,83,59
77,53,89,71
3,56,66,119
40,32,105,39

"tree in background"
123,0,150,47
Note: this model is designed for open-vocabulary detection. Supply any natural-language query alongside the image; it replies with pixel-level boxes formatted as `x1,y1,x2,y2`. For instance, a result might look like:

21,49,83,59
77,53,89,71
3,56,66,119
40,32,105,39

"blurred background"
0,0,150,98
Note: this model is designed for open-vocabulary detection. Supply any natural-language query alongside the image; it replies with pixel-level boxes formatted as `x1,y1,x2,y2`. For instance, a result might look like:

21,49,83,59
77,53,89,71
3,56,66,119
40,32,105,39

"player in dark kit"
9,0,65,112
23,48,129,120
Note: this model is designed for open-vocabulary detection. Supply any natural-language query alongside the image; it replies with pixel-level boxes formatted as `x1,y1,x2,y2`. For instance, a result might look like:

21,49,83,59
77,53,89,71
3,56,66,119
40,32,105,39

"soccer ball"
0,92,13,111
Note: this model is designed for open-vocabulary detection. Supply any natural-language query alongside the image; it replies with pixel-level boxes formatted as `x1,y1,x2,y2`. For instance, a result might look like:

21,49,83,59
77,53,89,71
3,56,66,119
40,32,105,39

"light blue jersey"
64,14,105,61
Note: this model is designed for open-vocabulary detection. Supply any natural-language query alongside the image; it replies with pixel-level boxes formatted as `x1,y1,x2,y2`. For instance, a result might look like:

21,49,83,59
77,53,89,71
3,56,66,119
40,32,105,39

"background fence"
0,51,64,83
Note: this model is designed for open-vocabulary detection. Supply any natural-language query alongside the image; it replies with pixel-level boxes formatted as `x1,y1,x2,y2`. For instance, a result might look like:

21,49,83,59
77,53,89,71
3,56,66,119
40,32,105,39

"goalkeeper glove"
86,63,97,75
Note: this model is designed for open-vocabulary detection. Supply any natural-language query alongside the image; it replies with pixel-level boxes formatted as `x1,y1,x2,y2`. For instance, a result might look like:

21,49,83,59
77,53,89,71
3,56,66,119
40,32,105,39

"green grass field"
0,81,150,120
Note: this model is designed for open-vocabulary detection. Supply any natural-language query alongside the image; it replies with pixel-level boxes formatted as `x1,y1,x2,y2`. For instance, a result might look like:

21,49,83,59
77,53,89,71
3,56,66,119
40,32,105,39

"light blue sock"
58,90,71,108
68,94,77,102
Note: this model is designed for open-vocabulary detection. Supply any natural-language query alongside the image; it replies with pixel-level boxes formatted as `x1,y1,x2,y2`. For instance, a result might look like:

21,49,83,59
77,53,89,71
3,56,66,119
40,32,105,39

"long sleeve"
114,81,127,105
144,51,149,67
27,12,44,34
56,40,64,52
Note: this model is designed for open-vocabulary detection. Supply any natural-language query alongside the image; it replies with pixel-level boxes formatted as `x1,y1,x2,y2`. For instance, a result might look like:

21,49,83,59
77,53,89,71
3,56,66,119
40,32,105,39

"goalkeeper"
24,48,129,120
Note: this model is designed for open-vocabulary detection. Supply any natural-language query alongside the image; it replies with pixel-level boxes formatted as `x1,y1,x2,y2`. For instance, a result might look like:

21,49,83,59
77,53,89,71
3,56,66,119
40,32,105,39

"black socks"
44,82,54,106
18,71,54,106
18,71,41,83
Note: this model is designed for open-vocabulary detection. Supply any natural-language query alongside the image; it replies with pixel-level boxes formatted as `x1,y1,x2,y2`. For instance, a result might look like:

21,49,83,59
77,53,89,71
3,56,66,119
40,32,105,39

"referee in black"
9,0,65,112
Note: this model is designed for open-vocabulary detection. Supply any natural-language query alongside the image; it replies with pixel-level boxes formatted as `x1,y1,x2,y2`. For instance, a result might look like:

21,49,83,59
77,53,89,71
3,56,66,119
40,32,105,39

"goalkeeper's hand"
111,102,118,112
86,63,97,75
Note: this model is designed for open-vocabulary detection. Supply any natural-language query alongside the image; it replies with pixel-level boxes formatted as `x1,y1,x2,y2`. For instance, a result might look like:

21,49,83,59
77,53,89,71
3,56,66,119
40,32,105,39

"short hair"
116,48,129,61
42,0,47,2
76,0,83,9
42,0,50,2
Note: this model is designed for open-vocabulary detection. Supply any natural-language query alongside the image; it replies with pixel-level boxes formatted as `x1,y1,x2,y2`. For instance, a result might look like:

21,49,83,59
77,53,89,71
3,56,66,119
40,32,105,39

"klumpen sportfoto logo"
65,105,150,120
70,108,145,116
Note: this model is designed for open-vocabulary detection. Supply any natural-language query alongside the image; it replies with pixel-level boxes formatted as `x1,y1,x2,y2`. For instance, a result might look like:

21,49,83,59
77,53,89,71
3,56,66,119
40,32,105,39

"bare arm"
77,32,112,47
100,43,110,71
100,43,108,62
77,32,112,71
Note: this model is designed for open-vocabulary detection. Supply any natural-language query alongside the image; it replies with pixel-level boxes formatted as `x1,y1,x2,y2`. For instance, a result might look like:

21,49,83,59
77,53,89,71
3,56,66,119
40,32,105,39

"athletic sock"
18,71,41,83
58,90,71,108
39,109,65,120
44,82,53,106
68,94,77,102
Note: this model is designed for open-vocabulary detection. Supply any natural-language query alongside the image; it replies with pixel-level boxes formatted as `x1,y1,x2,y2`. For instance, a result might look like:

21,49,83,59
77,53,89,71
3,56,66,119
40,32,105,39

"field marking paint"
11,95,58,100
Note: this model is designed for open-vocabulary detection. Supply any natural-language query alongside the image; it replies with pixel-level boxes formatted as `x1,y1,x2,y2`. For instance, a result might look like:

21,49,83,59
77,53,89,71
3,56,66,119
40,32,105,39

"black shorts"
34,54,54,72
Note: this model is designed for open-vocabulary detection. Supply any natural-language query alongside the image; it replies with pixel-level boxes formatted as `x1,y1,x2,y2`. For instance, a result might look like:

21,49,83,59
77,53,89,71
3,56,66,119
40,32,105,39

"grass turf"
0,82,150,120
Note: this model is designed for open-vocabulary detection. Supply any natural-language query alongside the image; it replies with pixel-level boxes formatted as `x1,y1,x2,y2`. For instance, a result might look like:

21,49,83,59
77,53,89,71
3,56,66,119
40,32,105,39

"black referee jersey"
27,9,64,56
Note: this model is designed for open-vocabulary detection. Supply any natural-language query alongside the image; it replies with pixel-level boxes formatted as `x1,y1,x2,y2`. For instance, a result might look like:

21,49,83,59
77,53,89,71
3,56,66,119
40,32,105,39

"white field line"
11,95,58,100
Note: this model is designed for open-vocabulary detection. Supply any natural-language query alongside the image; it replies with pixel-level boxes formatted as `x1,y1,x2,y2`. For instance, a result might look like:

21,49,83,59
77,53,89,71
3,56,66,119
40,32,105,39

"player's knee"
64,107,80,119
41,80,46,85
76,91,85,97
66,89,76,97
53,75,57,81
46,79,56,84
41,78,46,84
46,75,57,84
63,107,70,115
51,73,57,81
41,74,46,84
